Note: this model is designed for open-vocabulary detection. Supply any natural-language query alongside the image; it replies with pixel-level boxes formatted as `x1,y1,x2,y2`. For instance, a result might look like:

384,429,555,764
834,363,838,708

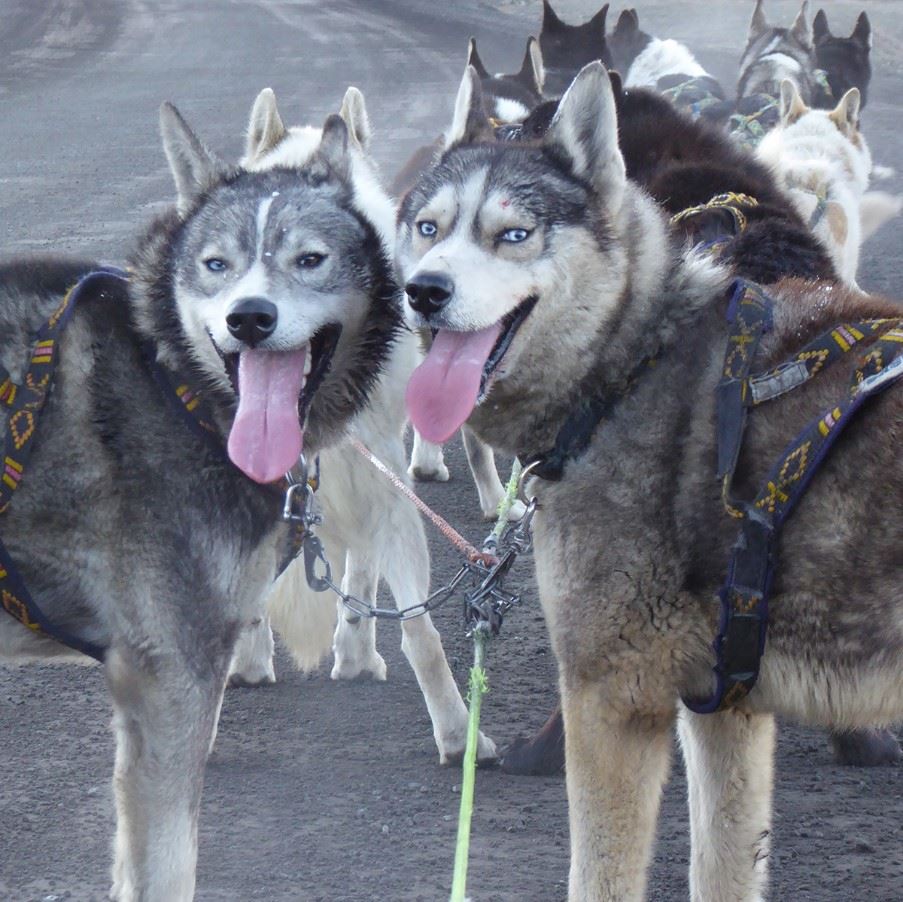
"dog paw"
830,728,902,766
331,652,388,682
228,669,276,688
482,497,527,522
409,463,451,483
439,732,498,767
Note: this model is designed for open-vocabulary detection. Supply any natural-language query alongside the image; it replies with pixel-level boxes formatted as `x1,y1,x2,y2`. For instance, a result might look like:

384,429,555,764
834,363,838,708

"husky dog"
504,75,898,774
398,62,903,900
757,80,901,287
813,9,872,109
0,102,400,899
607,6,724,117
739,0,824,105
229,86,496,764
539,0,612,96
466,36,544,123
732,0,836,147
396,43,533,519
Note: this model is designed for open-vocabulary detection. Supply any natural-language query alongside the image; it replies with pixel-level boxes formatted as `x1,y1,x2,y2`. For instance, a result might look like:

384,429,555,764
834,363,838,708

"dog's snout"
226,297,278,347
404,272,453,317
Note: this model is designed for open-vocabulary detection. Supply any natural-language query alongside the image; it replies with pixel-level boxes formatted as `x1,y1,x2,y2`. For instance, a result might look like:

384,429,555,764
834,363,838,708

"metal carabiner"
303,533,333,592
516,459,542,506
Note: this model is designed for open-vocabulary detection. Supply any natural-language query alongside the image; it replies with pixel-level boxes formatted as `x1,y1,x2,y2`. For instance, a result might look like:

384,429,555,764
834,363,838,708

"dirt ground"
1,1,901,900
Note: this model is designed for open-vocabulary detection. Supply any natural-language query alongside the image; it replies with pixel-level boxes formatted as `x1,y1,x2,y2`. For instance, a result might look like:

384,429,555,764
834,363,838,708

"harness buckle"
856,353,903,396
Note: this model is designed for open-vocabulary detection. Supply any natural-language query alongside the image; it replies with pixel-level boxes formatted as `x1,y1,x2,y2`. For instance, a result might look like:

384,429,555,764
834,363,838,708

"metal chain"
281,451,537,632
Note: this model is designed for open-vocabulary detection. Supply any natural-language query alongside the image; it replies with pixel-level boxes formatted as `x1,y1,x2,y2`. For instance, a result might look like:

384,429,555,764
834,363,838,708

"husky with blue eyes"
0,98,404,900
397,61,903,901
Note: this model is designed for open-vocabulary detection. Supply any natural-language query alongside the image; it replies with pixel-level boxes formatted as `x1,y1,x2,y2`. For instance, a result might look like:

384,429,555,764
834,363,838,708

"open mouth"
407,295,537,444
218,323,342,484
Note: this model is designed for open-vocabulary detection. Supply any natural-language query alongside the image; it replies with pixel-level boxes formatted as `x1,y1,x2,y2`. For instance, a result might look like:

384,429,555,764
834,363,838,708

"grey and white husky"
229,86,496,765
398,62,903,900
0,104,400,899
738,0,826,106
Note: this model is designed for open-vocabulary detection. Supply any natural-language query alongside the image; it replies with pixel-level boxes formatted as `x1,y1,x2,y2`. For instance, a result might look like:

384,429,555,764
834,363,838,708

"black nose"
404,272,453,316
226,298,278,347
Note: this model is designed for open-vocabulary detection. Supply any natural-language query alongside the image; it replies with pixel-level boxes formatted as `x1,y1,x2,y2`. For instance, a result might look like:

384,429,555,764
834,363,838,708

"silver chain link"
281,459,536,631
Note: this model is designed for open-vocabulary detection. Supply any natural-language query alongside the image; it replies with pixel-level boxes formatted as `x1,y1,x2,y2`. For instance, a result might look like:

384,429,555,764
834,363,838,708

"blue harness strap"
685,283,903,713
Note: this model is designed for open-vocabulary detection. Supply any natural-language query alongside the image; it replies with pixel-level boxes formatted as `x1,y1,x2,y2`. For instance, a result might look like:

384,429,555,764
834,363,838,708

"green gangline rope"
449,459,523,902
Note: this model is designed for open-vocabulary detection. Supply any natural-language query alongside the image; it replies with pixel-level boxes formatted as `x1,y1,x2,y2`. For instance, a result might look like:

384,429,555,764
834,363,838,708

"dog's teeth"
303,346,312,375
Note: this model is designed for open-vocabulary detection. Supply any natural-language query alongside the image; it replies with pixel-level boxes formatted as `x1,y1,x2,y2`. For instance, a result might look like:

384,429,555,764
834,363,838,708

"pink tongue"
406,324,503,443
228,348,308,484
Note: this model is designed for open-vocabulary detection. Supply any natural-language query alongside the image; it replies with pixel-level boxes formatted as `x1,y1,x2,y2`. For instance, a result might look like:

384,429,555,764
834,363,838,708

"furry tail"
860,191,903,243
266,554,342,671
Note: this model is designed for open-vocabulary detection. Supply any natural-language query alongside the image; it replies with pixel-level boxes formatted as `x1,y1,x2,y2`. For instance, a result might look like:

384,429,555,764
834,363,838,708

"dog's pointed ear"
589,2,609,32
790,1,812,48
542,0,565,32
316,114,351,181
830,87,861,134
339,86,371,151
614,8,637,34
544,62,625,210
467,37,490,79
812,9,830,43
851,11,871,49
779,79,809,125
445,65,493,148
160,102,220,215
517,36,545,95
749,0,768,40
245,88,287,163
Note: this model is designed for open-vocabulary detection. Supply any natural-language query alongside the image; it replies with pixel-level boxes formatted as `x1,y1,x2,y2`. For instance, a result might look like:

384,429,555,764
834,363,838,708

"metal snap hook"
516,459,542,506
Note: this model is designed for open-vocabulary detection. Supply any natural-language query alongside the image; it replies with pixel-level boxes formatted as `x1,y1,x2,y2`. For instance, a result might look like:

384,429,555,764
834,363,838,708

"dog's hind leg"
106,645,228,902
331,550,387,681
678,706,774,902
562,680,674,901
408,430,450,482
461,426,526,521
381,503,497,765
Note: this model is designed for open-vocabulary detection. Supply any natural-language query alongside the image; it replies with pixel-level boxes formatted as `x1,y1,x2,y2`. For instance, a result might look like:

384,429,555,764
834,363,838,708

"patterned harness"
523,194,903,712
0,268,311,661
658,73,726,120
730,69,834,149
673,195,903,711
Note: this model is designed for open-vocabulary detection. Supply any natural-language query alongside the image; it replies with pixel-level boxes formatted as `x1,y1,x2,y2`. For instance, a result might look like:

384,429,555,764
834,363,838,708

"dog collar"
518,352,660,482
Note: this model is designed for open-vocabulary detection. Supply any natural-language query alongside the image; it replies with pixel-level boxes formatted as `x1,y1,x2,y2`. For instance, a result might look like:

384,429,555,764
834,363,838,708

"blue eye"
417,221,438,238
204,257,228,272
500,228,531,243
297,253,326,268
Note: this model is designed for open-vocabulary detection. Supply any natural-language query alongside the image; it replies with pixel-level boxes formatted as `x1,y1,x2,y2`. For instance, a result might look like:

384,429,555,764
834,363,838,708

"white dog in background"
229,87,496,764
757,79,902,286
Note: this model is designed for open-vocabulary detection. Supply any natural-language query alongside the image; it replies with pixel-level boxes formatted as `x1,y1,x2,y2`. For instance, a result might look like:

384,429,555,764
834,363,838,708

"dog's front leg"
562,680,673,902
461,426,525,521
408,430,450,482
678,706,774,902
331,550,386,680
106,646,227,902
382,507,497,765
